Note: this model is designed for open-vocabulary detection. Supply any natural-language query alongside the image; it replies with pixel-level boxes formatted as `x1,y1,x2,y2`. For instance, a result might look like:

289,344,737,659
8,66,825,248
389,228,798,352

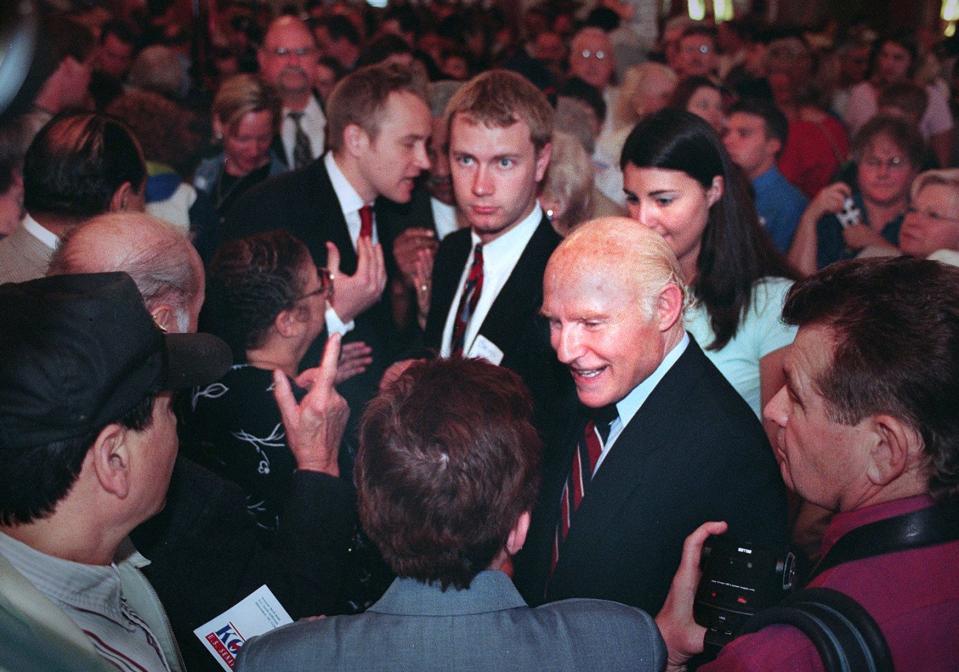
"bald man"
514,218,787,615
259,16,326,168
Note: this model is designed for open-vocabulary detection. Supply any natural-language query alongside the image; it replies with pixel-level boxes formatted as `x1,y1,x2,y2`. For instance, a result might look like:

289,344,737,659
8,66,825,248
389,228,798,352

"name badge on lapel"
472,334,504,365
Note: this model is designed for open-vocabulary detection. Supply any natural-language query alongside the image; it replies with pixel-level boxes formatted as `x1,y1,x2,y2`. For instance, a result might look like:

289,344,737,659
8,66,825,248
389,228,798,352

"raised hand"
328,239,387,323
274,333,348,477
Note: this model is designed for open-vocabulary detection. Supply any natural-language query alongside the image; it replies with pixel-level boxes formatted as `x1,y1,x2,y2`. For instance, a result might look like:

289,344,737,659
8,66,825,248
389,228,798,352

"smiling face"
622,165,721,280
450,114,551,243
763,325,870,510
221,109,274,177
900,182,959,257
543,255,665,409
354,90,432,203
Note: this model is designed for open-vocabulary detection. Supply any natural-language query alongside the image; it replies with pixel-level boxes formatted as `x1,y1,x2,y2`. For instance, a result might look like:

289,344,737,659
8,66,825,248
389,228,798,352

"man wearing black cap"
0,272,231,672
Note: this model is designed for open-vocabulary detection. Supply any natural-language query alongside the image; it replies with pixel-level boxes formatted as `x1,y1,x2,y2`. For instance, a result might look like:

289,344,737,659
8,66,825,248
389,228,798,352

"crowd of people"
1,1,958,671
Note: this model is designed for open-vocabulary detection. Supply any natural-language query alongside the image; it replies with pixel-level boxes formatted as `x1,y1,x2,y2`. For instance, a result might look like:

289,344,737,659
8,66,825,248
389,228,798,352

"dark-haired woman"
620,109,797,416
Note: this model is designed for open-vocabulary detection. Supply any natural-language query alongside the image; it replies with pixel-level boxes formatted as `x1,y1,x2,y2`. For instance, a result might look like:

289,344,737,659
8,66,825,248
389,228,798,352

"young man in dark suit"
515,218,788,615
421,69,574,446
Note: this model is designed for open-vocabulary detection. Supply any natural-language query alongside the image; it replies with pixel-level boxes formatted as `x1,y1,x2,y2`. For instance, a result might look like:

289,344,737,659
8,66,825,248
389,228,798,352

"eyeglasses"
683,44,713,55
296,267,334,302
905,206,959,225
577,49,607,60
861,155,909,170
268,46,316,58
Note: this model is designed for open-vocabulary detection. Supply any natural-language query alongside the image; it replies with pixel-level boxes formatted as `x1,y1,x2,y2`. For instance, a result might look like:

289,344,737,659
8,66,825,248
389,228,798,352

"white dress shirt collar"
593,331,690,473
22,212,59,250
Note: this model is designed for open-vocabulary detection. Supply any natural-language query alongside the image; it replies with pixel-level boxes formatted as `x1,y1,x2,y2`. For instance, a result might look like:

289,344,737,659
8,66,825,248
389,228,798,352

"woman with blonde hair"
194,74,285,217
611,62,678,133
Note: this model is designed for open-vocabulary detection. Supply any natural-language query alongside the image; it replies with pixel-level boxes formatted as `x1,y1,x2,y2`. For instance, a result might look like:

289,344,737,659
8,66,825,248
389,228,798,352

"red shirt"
778,116,850,200
704,495,959,671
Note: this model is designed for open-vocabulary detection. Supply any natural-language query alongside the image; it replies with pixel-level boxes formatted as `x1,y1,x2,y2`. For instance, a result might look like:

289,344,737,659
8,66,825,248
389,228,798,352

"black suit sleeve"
131,457,355,672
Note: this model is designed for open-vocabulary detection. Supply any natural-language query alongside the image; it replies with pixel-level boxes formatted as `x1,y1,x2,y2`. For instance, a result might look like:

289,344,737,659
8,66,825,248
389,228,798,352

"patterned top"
181,365,303,536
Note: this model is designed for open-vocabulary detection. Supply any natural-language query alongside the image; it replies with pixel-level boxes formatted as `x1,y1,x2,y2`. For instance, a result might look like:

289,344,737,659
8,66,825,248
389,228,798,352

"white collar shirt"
440,204,543,358
281,96,326,166
593,331,689,474
324,151,378,248
22,212,59,250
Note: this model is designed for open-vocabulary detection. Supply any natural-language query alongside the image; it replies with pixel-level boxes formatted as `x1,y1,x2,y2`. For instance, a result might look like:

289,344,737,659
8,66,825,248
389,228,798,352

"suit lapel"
554,341,705,571
474,216,559,361
313,161,358,275
424,229,472,348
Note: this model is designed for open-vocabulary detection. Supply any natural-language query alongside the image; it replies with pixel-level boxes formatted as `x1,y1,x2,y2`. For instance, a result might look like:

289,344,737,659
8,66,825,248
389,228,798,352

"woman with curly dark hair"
183,231,366,535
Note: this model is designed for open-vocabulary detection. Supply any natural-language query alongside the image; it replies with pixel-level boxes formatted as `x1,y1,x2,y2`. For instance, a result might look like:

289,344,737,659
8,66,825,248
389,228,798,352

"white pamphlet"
193,584,293,671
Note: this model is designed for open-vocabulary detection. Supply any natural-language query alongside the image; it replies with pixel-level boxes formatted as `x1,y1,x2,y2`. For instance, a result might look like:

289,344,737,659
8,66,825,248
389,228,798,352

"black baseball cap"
0,272,232,450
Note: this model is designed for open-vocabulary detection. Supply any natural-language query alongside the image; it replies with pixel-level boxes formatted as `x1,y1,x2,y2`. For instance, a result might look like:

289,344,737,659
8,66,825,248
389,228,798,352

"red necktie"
359,205,374,240
450,244,483,357
551,415,613,574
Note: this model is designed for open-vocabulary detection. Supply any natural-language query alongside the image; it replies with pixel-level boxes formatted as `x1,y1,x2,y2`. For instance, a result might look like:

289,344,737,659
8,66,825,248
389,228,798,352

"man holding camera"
658,257,959,671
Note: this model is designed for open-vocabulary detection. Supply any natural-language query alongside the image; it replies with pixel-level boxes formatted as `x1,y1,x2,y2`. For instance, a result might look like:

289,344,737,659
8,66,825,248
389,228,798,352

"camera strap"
740,587,893,672
807,502,959,583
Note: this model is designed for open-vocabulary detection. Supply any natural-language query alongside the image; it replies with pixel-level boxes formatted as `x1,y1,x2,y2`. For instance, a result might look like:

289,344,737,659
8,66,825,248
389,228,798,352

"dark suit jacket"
236,571,666,672
514,338,788,614
131,457,355,672
423,217,576,448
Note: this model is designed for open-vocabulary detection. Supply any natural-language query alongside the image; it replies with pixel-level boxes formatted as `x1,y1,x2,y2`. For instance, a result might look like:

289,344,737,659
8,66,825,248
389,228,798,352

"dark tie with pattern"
450,244,484,357
551,409,616,573
289,111,312,169
358,204,374,240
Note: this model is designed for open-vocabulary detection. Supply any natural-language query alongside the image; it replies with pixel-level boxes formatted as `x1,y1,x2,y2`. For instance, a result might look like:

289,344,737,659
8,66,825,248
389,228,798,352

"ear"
344,123,370,158
257,47,268,73
506,511,532,556
109,181,135,212
90,423,131,499
654,283,684,333
865,414,924,487
705,175,723,208
766,136,783,158
150,304,177,333
533,142,553,183
273,306,302,339
212,116,224,141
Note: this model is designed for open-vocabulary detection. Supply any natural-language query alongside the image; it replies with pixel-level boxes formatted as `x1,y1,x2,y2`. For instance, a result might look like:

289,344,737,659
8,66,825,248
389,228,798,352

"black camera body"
693,537,799,648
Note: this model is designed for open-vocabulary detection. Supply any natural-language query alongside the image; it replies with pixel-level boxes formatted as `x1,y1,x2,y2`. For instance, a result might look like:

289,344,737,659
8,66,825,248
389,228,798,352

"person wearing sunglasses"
183,230,368,538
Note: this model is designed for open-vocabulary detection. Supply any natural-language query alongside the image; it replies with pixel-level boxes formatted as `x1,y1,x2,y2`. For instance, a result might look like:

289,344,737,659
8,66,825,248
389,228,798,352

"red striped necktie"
551,412,615,573
450,244,483,357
